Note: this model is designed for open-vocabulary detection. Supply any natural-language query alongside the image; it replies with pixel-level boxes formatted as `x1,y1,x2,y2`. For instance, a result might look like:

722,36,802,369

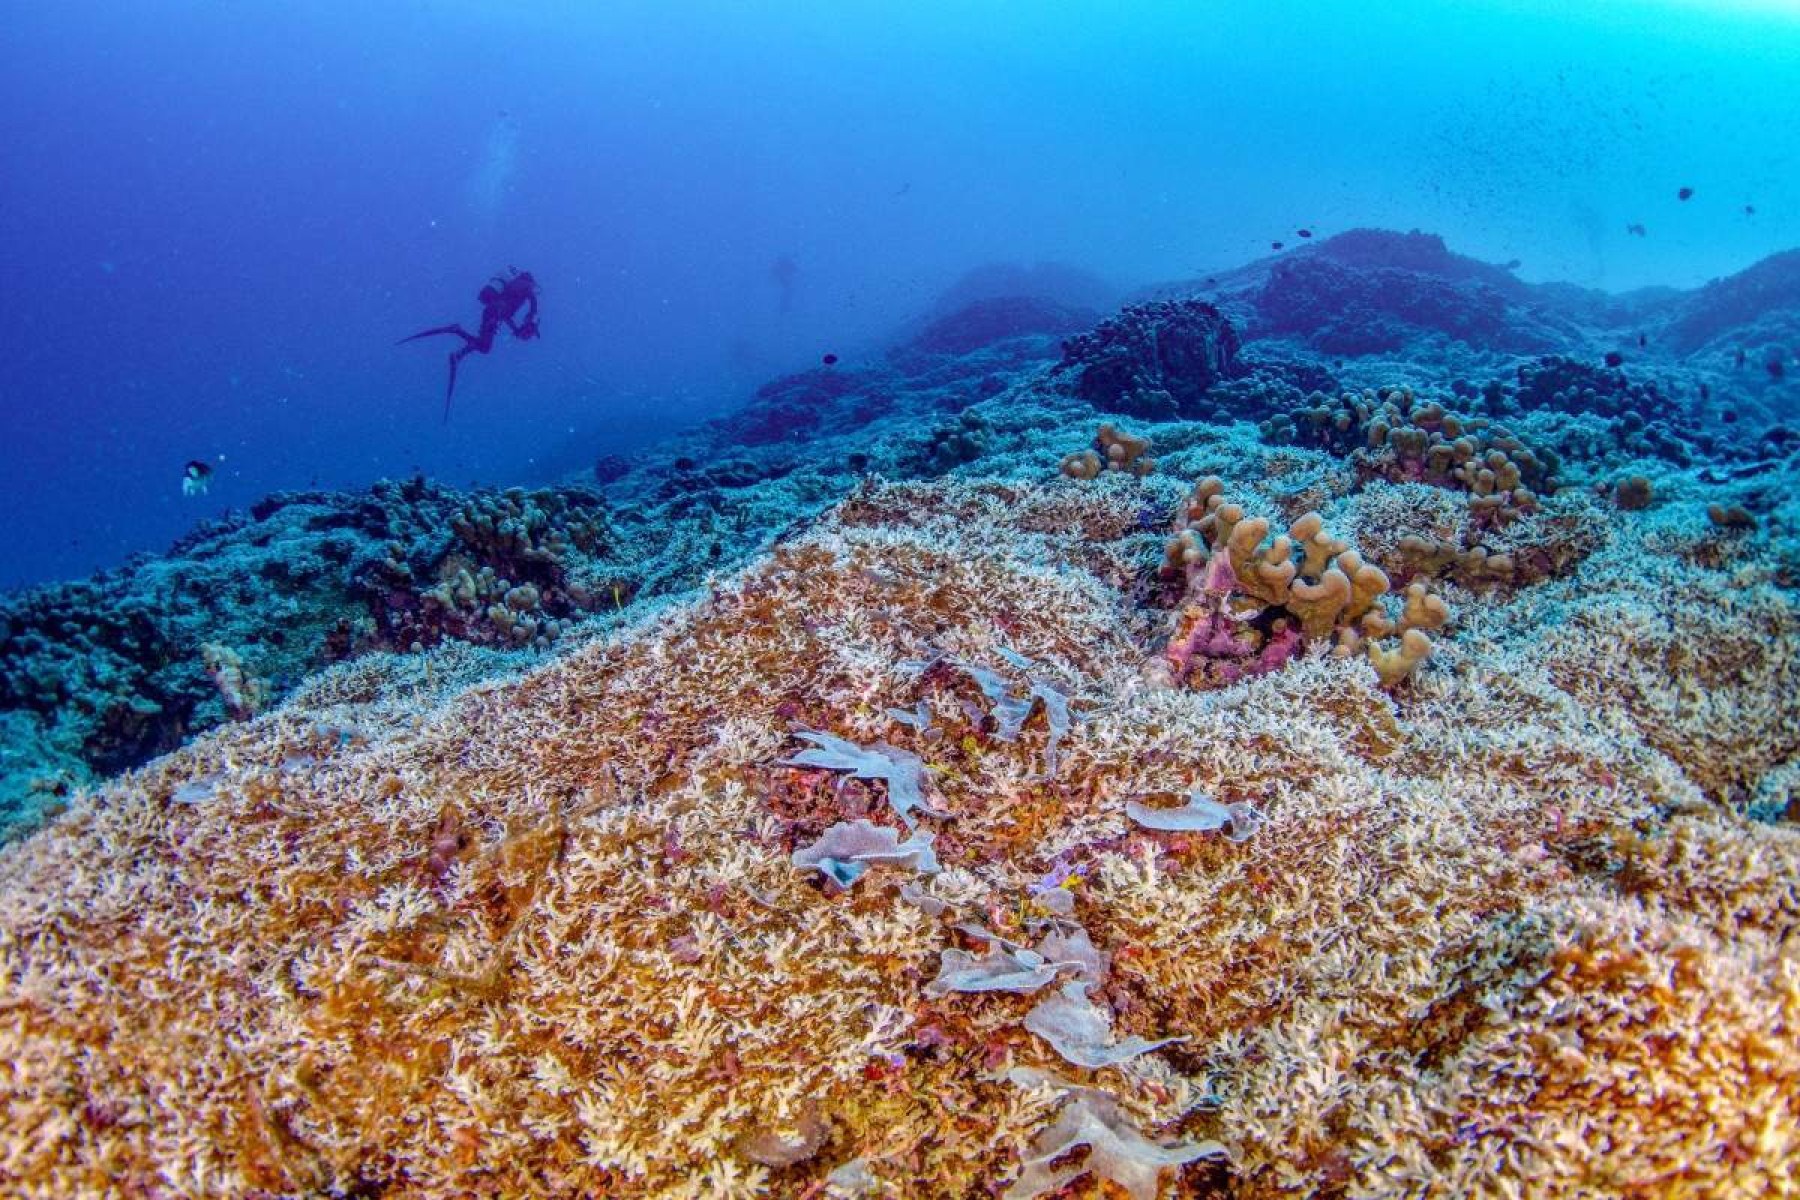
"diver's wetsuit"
400,269,540,420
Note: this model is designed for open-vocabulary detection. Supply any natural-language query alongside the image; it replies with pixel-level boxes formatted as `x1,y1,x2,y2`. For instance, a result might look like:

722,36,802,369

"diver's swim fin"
399,325,467,420
399,324,464,346
444,354,460,423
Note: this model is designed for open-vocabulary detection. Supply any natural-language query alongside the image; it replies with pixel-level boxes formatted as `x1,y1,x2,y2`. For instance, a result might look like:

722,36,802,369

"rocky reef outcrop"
901,295,1098,359
1235,229,1577,356
1659,246,1800,359
713,365,899,447
1054,298,1243,419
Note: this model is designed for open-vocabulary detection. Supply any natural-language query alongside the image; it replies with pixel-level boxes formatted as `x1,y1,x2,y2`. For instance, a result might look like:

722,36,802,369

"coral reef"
17,228,1800,841
1196,355,1338,427
717,364,898,447
1247,252,1561,355
1507,356,1708,465
389,486,615,652
1254,384,1604,592
1261,385,1556,521
1056,299,1243,419
1141,229,1605,359
906,410,996,475
897,295,1098,360
1659,246,1800,356
1,477,681,830
0,582,192,786
0,465,1795,1199
4,226,1800,1197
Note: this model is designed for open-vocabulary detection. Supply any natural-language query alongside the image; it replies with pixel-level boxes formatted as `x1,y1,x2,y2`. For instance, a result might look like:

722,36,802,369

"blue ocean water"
2,0,1797,591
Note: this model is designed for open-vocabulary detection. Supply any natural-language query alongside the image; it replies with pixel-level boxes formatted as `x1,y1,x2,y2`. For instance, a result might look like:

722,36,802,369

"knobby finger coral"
1061,422,1156,480
1149,477,1450,689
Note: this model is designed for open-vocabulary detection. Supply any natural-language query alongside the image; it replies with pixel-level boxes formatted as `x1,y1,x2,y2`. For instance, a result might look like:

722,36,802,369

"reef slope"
0,459,1795,1198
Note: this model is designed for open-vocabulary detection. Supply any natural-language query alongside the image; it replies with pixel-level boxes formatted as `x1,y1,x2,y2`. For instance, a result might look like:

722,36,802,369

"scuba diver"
400,267,541,420
181,459,214,497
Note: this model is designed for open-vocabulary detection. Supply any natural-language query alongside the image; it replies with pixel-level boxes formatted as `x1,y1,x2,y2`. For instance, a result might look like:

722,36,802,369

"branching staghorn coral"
0,473,1794,1199
898,650,1077,778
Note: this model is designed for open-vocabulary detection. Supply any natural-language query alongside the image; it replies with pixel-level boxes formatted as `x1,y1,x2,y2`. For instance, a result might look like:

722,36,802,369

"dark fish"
1700,383,1711,401
1604,351,1624,368
1626,223,1647,237
821,353,838,366
1637,333,1647,348
1735,347,1747,368
1296,229,1312,238
1503,258,1522,270
1745,204,1757,216
1770,358,1787,381
1678,186,1694,201
1270,241,1284,250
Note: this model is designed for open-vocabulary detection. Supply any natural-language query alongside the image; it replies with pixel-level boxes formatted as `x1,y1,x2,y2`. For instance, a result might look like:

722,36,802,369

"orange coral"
1154,477,1448,690
1062,422,1156,481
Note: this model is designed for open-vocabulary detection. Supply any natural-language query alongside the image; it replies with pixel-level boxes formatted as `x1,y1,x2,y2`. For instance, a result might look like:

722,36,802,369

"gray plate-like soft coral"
791,819,940,887
780,730,947,828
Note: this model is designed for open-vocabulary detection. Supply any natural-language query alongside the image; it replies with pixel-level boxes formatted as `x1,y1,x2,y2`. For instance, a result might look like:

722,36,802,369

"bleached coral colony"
1,232,1797,1197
